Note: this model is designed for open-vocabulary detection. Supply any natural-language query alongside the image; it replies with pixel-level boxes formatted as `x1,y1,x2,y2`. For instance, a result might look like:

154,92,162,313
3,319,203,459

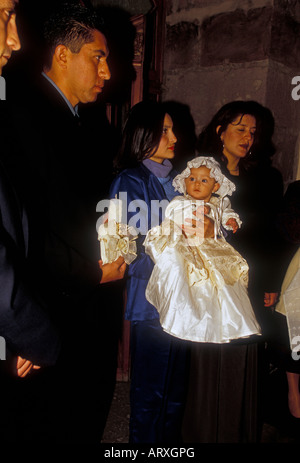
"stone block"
165,21,199,69
201,7,272,66
270,10,300,67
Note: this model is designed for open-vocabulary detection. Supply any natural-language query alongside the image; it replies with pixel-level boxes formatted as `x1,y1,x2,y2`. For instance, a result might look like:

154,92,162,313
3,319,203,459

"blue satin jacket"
109,163,177,321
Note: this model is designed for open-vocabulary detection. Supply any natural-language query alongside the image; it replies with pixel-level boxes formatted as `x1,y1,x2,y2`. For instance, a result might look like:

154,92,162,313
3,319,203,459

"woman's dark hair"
113,100,168,171
197,100,275,170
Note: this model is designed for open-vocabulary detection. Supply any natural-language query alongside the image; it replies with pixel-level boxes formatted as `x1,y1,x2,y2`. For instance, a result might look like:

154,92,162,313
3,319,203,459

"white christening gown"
144,196,261,343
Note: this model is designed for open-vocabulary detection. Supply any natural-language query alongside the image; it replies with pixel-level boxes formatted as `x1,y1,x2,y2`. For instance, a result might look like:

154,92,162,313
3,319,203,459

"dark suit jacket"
0,78,120,442
27,76,102,287
3,76,125,352
5,77,111,319
0,150,60,366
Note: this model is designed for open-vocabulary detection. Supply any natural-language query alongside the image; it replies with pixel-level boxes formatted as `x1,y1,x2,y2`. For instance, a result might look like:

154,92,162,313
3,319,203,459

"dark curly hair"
43,2,105,70
197,100,275,170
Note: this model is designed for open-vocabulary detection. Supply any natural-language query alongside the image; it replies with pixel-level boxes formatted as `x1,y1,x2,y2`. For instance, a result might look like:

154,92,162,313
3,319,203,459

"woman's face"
218,114,256,164
149,113,177,164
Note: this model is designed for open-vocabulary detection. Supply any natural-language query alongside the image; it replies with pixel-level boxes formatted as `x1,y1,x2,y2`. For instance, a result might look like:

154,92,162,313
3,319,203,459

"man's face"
65,29,111,107
0,0,20,75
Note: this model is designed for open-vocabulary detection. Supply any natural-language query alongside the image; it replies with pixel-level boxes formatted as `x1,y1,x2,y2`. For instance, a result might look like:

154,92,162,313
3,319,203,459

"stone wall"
163,0,300,187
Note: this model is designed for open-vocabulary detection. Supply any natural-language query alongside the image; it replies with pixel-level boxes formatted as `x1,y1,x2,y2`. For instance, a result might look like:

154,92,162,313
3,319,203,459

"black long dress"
182,161,284,443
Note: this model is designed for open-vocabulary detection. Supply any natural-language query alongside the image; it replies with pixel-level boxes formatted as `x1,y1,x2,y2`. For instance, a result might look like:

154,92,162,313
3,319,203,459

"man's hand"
17,356,40,378
99,256,127,284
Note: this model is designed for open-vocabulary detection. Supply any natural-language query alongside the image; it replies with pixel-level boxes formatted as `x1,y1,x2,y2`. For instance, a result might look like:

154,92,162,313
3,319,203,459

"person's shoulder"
210,195,219,205
166,195,187,214
170,195,186,204
27,74,74,120
114,164,152,183
110,166,153,202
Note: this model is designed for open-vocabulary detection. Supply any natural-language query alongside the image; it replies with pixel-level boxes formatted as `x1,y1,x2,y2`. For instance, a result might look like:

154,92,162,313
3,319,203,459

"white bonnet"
172,156,236,197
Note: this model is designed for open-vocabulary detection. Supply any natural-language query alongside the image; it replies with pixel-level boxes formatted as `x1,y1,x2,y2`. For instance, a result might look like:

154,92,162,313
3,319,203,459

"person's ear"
53,45,69,69
216,125,223,142
213,182,220,193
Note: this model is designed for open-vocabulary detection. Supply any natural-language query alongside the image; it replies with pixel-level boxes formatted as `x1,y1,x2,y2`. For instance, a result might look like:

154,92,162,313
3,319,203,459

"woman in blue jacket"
109,101,190,443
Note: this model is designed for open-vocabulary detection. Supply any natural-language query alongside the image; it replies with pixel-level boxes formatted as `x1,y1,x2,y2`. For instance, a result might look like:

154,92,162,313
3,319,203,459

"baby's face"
184,166,219,201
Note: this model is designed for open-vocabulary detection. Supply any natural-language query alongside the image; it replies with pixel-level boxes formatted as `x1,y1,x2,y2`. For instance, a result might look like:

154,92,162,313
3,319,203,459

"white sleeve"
221,197,242,230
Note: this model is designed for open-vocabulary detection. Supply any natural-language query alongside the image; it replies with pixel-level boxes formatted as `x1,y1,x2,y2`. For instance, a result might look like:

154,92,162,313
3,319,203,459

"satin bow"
98,221,138,265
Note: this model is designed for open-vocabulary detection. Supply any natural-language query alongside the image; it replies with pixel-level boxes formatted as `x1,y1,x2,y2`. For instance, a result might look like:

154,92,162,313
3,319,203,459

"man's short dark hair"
43,2,105,70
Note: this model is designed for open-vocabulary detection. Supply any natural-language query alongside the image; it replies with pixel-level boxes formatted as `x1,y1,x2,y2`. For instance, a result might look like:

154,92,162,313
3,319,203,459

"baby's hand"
203,205,211,215
264,292,279,308
226,217,239,233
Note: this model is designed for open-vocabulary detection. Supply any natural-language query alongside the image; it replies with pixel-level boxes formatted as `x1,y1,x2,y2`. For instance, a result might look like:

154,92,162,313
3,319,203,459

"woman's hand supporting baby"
182,206,215,239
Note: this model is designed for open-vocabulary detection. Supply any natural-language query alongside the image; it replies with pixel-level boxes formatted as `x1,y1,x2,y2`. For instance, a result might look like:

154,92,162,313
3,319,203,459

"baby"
144,156,261,343
172,156,241,239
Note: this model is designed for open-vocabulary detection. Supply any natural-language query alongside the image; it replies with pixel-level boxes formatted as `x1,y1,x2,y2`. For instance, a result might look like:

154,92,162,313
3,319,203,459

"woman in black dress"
182,100,284,443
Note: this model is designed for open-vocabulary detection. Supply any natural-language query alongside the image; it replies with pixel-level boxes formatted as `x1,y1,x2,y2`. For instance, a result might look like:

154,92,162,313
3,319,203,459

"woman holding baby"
182,100,284,443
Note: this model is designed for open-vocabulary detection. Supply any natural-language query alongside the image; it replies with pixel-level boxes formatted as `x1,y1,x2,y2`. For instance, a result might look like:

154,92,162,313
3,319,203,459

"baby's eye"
189,177,195,182
202,179,208,183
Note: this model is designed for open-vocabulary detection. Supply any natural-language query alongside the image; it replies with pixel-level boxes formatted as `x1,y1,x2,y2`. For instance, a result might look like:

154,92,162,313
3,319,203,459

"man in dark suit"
1,1,126,443
22,4,127,443
0,0,62,441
